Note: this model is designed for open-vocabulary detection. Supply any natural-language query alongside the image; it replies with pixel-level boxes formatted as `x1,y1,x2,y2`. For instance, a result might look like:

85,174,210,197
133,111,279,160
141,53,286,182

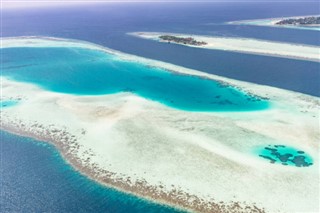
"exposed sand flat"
1,37,319,213
227,15,320,31
129,32,320,62
1,36,108,51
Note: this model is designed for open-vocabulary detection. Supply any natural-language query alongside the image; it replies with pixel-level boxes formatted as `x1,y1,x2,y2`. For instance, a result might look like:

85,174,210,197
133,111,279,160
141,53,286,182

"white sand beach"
130,32,320,62
1,37,319,213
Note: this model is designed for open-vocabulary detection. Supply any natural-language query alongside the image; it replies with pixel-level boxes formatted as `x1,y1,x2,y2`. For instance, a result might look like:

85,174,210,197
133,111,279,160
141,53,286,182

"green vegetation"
276,16,320,26
159,35,207,46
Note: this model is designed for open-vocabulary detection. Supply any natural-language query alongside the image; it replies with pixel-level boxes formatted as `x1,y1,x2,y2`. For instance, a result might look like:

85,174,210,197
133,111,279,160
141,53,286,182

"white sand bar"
1,37,319,213
130,32,320,62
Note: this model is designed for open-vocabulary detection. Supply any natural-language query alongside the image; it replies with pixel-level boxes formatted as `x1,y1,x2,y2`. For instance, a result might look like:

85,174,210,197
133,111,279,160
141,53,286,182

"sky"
2,0,318,9
2,1,94,9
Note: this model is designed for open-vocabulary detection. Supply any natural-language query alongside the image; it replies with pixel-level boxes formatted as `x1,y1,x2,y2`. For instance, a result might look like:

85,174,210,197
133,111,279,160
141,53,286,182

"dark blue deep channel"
0,130,185,213
1,47,268,112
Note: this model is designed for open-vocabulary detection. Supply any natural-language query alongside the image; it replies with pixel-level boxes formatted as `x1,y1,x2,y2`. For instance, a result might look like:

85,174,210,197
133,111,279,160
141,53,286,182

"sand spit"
227,15,320,31
129,32,320,62
1,37,319,213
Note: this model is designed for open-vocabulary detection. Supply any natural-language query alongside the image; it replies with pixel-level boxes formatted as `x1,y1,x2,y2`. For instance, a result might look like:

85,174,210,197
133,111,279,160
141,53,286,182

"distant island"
227,15,320,31
275,16,320,26
130,32,320,62
159,35,207,46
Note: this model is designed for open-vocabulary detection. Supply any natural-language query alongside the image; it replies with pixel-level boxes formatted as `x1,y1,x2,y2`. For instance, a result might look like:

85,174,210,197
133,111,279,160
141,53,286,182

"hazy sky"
2,1,94,9
2,0,317,9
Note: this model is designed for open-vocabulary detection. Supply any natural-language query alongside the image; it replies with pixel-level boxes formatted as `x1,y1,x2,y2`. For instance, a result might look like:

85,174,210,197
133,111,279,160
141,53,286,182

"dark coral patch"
258,145,313,167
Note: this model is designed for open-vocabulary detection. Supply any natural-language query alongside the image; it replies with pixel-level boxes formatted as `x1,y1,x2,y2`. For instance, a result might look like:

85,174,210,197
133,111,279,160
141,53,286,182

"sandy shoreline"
129,32,320,62
1,37,319,213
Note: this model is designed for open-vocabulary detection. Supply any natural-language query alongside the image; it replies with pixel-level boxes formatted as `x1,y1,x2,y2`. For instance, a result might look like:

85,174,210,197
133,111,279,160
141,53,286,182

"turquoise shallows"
0,100,19,108
256,145,313,167
1,47,269,111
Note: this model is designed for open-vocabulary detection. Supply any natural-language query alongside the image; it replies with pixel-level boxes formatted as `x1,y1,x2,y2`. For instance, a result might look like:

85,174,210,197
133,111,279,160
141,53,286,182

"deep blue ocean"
0,130,183,213
1,2,319,212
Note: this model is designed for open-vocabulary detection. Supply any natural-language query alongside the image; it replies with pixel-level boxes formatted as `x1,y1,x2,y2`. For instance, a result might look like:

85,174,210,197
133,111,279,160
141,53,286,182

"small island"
275,16,320,26
130,32,320,62
159,35,207,46
228,15,320,31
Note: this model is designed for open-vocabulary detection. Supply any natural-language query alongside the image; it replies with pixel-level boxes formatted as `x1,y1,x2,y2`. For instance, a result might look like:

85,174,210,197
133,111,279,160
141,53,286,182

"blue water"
0,100,19,108
1,47,268,111
256,145,313,167
0,130,185,213
2,2,319,96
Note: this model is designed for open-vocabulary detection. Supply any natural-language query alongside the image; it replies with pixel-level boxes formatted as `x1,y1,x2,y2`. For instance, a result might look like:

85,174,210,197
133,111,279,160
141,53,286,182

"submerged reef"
258,145,313,167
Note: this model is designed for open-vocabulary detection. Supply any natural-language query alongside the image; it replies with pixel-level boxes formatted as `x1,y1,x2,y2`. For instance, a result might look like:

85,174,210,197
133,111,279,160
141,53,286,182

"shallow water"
0,130,185,213
1,46,269,111
0,100,19,108
256,145,313,167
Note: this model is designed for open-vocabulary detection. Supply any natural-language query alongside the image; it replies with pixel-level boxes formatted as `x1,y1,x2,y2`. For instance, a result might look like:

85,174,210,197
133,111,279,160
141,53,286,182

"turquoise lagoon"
1,46,269,111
